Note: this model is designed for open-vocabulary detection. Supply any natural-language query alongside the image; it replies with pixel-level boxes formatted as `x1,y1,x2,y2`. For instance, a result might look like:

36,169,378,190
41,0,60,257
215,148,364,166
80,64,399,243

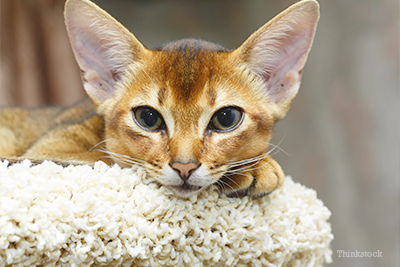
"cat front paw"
217,156,284,199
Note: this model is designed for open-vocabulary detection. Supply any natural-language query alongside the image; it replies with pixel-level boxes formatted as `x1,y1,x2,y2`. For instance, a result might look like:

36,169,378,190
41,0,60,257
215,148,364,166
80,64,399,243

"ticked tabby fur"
0,0,319,198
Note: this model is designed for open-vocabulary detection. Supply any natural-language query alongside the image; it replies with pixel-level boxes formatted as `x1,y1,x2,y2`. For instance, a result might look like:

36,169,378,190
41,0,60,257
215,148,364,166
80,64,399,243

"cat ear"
236,0,319,119
64,0,146,105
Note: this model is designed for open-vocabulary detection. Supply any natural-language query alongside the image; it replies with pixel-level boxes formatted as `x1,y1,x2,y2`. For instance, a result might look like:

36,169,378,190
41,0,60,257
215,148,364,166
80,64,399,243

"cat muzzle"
171,162,200,181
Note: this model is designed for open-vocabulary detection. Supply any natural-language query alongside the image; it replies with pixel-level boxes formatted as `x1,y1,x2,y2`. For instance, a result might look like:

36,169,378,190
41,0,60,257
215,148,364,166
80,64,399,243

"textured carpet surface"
0,160,333,266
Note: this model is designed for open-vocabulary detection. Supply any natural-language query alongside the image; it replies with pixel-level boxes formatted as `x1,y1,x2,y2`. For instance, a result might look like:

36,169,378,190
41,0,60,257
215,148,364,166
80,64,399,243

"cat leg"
218,156,284,199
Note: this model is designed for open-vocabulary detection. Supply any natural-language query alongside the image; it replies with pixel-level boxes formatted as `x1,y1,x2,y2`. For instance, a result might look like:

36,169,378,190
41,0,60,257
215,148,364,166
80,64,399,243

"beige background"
1,0,399,266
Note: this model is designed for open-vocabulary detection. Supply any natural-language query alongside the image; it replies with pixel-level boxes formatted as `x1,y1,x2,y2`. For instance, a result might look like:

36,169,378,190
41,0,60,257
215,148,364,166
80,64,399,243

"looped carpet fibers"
0,160,333,266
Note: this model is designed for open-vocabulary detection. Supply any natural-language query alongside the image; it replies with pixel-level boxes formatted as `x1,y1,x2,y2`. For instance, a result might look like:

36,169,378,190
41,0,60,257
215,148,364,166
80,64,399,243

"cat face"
65,0,319,197
103,40,275,197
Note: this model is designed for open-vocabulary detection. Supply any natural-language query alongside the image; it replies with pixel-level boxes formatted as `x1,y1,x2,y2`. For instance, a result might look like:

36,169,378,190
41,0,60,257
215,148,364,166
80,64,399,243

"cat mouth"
169,182,203,196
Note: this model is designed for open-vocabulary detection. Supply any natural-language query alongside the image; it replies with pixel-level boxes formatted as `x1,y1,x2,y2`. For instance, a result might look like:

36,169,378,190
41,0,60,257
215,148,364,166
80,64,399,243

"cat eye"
209,107,243,132
133,106,165,131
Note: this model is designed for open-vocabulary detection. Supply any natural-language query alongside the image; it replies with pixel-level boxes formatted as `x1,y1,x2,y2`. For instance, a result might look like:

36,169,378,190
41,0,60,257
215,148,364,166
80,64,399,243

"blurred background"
0,0,398,266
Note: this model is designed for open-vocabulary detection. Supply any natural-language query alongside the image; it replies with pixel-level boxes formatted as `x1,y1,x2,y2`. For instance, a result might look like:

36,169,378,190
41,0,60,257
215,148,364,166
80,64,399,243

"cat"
0,0,319,199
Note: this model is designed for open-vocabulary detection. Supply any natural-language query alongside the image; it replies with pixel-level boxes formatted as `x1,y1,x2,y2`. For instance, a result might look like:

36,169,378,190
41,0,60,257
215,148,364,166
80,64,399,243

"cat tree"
0,160,332,266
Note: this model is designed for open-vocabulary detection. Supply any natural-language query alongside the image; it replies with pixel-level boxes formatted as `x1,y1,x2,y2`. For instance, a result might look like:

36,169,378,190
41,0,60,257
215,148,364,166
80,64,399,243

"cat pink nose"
171,162,199,181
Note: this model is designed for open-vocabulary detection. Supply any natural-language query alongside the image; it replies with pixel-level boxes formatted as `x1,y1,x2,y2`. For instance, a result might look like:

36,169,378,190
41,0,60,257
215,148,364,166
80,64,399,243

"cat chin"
158,165,215,197
166,184,205,198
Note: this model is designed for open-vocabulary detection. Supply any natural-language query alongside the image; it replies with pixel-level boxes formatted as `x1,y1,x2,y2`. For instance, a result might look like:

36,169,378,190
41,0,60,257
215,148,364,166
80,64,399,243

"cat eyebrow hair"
157,88,166,106
207,87,217,106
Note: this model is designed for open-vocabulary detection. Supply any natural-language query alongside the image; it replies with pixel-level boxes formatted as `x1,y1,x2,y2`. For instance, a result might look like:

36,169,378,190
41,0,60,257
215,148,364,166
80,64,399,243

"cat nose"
171,162,199,181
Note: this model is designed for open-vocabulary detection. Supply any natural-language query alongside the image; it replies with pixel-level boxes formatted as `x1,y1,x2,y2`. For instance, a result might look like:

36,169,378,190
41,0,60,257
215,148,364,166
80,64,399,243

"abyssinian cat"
0,0,319,199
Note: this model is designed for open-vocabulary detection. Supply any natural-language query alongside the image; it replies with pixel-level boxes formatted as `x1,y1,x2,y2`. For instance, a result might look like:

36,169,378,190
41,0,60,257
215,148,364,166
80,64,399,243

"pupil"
218,109,234,126
142,108,158,126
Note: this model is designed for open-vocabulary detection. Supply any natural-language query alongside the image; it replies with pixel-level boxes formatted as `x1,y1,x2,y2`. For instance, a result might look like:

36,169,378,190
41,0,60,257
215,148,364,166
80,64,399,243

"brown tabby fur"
0,0,319,198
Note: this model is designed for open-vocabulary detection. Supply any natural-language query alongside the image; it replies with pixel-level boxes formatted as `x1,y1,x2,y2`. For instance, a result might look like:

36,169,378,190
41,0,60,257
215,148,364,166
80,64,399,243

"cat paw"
217,156,284,199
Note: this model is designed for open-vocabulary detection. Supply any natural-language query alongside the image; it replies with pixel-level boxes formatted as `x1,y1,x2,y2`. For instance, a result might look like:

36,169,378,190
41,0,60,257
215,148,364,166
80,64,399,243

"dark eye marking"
124,128,149,141
158,88,166,106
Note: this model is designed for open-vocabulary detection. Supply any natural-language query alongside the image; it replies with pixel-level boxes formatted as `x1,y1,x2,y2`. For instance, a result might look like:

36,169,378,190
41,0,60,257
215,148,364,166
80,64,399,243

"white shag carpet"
0,160,333,266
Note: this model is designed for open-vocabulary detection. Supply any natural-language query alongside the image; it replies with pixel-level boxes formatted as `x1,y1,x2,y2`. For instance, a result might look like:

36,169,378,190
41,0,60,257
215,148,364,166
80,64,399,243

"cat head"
65,0,319,197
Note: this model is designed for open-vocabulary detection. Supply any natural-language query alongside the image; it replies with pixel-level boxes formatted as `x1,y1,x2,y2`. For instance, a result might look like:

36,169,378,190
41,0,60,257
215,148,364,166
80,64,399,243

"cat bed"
0,160,333,266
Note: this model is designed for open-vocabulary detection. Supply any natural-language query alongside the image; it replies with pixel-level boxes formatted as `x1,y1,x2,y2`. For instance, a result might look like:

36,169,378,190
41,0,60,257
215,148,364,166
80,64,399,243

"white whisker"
216,178,237,194
220,68,242,89
230,158,272,175
267,134,290,156
96,148,146,168
135,63,158,90
88,138,112,152
226,153,268,169
223,135,287,176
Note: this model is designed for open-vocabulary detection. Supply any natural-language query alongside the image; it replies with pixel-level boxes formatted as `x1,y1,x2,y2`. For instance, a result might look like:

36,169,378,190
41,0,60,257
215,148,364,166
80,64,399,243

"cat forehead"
143,39,234,104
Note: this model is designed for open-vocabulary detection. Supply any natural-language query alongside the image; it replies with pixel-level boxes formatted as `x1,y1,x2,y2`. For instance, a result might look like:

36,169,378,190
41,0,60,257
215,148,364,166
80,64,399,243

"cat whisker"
105,155,146,168
220,68,242,89
146,168,162,176
216,178,238,196
97,148,145,163
215,180,232,195
226,159,261,169
217,175,251,198
113,157,146,168
224,163,259,174
97,148,146,168
227,157,265,169
224,152,274,175
226,153,268,169
220,174,241,188
224,159,272,176
267,134,290,156
224,136,287,174
97,148,165,176
88,138,112,153
135,63,158,90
